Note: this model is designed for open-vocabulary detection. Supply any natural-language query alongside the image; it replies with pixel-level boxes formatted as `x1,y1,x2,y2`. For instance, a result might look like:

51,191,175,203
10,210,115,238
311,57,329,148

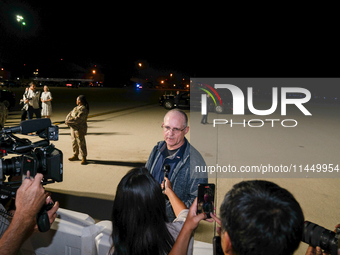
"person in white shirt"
25,82,41,119
41,85,52,118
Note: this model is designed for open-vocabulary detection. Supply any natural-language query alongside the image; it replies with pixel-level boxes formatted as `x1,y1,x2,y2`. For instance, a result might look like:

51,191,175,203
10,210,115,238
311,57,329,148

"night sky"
1,0,212,81
1,0,339,83
1,0,297,80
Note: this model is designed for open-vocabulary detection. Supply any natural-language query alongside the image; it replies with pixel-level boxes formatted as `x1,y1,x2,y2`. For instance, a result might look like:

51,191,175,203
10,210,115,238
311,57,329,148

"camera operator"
0,172,59,255
20,86,30,121
170,180,305,255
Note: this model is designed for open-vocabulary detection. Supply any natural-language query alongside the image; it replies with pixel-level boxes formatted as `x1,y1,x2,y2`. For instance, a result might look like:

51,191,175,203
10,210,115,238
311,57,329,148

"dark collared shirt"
152,139,187,184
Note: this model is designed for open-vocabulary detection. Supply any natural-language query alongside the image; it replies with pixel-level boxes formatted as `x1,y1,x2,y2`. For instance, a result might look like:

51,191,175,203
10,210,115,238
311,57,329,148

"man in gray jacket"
145,109,207,221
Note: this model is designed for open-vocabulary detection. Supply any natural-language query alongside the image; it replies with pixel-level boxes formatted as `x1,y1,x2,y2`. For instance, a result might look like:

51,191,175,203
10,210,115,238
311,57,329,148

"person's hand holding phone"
185,198,207,231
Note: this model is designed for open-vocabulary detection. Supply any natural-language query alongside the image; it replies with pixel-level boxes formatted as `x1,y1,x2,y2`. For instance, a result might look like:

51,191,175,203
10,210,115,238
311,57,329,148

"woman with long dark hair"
110,167,193,255
65,95,89,165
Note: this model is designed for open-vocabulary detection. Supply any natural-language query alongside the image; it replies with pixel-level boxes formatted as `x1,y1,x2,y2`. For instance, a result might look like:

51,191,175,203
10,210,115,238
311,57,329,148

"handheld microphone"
164,164,170,179
163,164,170,190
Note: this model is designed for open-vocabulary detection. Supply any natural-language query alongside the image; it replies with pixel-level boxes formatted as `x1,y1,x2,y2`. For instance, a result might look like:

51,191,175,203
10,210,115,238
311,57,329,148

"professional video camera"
302,221,340,255
0,118,63,198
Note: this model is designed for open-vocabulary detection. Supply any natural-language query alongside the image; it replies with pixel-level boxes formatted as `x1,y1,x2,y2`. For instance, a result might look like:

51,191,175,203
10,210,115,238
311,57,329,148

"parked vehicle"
159,91,190,109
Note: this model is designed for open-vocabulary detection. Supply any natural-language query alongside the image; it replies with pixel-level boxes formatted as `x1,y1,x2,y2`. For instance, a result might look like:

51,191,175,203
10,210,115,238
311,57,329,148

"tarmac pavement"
4,87,340,254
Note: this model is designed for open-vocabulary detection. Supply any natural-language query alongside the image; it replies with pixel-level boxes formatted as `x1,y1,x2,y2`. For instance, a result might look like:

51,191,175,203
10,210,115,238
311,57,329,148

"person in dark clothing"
201,94,212,124
20,86,29,121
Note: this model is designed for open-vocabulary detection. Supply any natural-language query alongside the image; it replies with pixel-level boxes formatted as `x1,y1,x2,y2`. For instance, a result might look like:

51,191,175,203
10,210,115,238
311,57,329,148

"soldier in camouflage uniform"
0,101,8,129
65,95,89,165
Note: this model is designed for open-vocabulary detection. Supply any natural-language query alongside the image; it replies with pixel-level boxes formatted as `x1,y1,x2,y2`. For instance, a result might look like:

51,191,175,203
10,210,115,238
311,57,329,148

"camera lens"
302,221,338,254
1,157,22,176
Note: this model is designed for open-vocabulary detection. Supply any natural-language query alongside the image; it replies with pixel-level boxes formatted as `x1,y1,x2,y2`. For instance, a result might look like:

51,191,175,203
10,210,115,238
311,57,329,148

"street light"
16,15,23,22
16,15,26,32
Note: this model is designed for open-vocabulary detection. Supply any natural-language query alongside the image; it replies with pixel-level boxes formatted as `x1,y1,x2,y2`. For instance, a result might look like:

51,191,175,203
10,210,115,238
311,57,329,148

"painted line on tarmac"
52,103,156,126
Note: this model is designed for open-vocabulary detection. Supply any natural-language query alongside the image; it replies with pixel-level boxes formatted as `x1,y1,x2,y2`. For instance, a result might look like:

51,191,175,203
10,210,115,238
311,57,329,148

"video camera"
302,221,340,255
0,119,63,197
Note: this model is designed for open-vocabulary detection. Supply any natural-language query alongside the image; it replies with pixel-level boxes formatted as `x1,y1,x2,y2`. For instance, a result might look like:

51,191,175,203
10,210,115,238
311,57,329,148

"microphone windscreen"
21,119,52,134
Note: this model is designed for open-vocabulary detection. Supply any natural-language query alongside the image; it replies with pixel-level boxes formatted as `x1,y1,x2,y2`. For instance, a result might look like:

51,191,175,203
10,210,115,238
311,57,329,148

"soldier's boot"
68,154,79,161
81,157,87,165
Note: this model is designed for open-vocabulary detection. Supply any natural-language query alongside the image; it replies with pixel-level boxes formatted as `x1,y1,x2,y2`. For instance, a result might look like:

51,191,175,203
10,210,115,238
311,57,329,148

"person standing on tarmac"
20,86,29,121
0,101,8,129
65,95,89,165
25,82,41,120
41,85,53,118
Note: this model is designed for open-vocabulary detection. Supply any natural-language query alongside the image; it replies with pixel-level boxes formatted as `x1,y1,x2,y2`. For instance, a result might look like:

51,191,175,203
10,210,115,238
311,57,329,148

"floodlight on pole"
16,15,26,33
16,15,26,27
16,15,24,22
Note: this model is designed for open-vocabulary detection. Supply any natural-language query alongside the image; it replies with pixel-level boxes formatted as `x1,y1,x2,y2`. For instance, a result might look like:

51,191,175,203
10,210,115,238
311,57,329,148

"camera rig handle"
36,202,54,232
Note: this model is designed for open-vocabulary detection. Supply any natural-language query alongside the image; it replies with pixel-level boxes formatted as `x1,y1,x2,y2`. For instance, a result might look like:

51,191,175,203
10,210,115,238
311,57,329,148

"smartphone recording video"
197,183,215,218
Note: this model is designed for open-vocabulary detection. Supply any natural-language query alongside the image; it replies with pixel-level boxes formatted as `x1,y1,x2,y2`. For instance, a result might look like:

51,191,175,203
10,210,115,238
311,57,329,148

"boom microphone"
2,119,52,134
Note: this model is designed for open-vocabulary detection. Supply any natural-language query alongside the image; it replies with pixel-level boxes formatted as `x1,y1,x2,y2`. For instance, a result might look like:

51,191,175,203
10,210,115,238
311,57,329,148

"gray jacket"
145,139,207,221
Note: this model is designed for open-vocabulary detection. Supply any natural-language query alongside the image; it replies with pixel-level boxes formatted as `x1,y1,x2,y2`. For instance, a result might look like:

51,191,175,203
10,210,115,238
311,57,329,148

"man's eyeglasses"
161,124,187,134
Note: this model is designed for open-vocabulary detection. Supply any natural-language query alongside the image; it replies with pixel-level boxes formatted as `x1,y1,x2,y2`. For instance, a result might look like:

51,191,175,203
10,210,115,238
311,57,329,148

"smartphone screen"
197,183,215,218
